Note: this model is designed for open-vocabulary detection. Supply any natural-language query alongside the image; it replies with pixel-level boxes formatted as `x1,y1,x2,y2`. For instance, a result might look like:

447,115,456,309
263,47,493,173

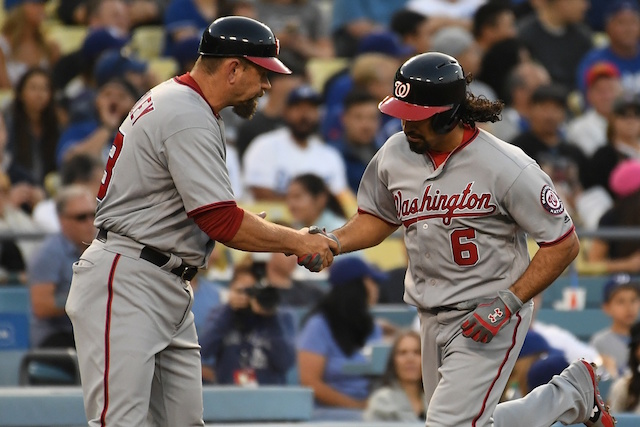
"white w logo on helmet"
395,81,410,99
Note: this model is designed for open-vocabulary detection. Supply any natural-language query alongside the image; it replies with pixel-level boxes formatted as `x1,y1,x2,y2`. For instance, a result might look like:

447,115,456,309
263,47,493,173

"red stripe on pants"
100,254,120,426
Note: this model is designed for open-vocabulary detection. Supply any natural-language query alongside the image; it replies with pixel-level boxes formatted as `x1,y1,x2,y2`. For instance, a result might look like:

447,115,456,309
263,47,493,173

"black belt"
97,229,198,281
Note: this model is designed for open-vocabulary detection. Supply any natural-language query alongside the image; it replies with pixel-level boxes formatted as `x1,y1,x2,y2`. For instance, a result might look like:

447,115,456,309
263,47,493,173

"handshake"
295,226,341,272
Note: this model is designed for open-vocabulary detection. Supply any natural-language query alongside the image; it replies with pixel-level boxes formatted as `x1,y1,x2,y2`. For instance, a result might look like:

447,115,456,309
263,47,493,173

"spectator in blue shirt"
29,185,97,348
200,262,296,385
297,257,387,410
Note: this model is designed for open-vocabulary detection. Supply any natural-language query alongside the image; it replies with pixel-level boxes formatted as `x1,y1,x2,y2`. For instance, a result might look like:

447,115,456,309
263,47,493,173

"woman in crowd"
588,160,640,274
4,68,58,212
297,257,386,410
609,321,640,413
286,173,347,232
364,330,426,422
0,0,59,88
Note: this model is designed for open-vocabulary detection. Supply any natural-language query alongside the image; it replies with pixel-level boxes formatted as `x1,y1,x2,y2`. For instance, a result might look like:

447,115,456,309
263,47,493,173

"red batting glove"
461,290,523,344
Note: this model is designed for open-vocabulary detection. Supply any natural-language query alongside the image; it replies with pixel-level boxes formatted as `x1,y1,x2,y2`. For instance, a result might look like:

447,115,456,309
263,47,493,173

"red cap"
585,62,620,88
378,96,452,121
245,56,291,74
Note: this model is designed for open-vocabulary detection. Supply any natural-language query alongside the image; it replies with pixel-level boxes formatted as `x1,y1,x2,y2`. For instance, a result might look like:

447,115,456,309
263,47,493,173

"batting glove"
461,289,523,344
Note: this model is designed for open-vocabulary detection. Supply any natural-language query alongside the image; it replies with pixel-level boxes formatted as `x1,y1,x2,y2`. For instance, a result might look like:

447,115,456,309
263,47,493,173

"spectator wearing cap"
472,0,516,54
297,257,386,412
236,52,306,159
390,9,431,55
430,26,497,102
587,160,640,274
56,78,139,166
243,84,352,205
583,95,640,196
517,0,592,90
566,62,623,158
511,84,587,216
163,0,215,58
93,49,156,94
609,320,640,413
256,0,333,59
590,274,640,378
577,0,640,96
0,0,61,89
331,0,408,58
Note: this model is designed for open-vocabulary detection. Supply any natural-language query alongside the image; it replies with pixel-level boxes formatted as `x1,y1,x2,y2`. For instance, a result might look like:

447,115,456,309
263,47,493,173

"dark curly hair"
458,75,505,125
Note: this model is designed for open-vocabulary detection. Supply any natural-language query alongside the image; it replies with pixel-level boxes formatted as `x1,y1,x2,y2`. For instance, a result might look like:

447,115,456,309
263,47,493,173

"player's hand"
461,290,523,344
295,226,339,272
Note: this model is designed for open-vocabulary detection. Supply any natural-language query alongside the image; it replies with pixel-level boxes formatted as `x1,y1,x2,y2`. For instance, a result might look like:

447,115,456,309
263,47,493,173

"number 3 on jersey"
450,228,479,266
97,132,124,201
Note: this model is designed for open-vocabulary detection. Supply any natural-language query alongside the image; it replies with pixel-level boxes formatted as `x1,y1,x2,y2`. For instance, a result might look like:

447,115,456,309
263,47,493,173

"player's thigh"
149,313,204,427
426,305,531,427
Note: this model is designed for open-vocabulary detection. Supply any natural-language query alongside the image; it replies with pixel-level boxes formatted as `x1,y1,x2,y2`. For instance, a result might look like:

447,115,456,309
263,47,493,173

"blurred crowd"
1,0,640,422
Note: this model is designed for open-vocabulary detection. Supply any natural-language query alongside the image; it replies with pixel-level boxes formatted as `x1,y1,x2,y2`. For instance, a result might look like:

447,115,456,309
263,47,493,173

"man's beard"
233,97,259,119
289,120,318,141
405,133,429,154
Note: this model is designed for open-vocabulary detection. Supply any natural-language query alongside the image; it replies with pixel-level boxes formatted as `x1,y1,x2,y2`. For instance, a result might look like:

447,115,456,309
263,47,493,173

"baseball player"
65,16,336,426
315,52,615,427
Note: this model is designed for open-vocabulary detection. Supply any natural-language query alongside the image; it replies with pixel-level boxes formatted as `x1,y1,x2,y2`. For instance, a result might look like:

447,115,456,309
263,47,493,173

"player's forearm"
332,212,398,254
508,232,580,303
225,211,305,254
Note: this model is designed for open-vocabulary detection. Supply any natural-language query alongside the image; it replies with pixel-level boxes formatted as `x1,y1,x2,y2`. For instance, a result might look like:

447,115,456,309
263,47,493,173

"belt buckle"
181,266,197,281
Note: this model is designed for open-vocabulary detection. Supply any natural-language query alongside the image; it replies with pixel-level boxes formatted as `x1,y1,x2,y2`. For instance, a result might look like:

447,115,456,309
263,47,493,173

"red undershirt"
427,125,477,169
190,203,245,243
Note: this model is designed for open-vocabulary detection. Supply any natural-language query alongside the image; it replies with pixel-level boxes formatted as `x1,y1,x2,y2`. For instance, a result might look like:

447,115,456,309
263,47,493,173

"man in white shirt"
243,85,352,203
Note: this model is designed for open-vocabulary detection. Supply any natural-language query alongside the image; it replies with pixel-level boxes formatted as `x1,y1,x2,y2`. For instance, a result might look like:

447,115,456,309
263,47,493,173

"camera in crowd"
244,261,280,313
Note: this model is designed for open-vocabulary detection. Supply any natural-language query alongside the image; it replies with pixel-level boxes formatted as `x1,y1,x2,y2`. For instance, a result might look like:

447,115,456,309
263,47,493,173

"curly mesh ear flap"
430,105,461,134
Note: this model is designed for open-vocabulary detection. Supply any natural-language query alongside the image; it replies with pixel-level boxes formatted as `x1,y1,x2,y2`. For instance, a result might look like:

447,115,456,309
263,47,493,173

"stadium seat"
45,24,88,55
306,57,349,93
130,26,165,61
148,57,179,82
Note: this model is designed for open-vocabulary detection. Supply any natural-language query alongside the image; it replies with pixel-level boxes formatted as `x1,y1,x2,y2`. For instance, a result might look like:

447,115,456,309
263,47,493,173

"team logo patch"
540,185,564,215
395,81,410,99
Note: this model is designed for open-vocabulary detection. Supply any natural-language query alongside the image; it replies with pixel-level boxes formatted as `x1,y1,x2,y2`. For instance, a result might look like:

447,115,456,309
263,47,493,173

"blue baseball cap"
94,50,148,87
286,84,322,106
602,274,640,302
357,31,415,58
526,352,569,392
328,257,389,287
81,28,129,63
519,330,552,359
606,0,640,21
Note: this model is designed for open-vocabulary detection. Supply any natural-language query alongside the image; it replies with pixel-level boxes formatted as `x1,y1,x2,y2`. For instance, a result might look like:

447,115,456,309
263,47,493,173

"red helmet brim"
378,96,452,121
246,56,292,74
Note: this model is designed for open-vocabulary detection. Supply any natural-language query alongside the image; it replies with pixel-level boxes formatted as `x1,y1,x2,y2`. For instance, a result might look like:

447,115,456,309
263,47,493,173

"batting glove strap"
309,225,341,255
497,289,523,314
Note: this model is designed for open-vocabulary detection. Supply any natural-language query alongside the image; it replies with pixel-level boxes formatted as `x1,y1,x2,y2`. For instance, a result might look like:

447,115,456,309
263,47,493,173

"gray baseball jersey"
95,74,235,266
358,127,574,309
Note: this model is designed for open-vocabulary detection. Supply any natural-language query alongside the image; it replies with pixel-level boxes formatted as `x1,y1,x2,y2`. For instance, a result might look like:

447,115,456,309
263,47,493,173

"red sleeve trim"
193,204,245,243
187,200,238,218
537,225,576,247
357,208,401,227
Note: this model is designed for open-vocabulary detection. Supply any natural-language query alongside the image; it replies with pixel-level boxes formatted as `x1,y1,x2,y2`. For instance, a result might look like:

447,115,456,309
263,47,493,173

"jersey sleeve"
356,151,402,226
502,163,574,246
163,126,235,213
242,136,278,190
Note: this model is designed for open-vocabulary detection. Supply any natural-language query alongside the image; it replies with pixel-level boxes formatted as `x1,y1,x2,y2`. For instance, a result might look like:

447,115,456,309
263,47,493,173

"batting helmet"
378,52,467,133
198,16,291,74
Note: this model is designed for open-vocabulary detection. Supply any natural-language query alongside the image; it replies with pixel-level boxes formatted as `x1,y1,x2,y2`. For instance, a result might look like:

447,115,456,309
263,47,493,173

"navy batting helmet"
378,52,467,133
198,16,291,74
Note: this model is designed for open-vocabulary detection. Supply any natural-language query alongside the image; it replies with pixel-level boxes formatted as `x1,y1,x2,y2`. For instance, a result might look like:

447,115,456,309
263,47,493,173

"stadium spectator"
330,90,381,193
364,330,426,422
218,0,258,18
4,68,59,189
189,269,223,337
286,173,348,232
587,160,640,274
430,26,497,101
490,61,550,142
93,49,156,94
243,85,350,202
590,274,640,378
262,250,326,308
331,0,408,57
256,0,333,59
517,0,592,90
576,0,640,96
609,321,640,413
476,37,530,103
235,51,306,159
32,154,103,233
297,257,386,410
389,9,431,54
566,62,623,158
472,0,516,54
163,0,216,58
28,185,96,348
200,262,296,385
583,95,640,196
56,78,138,166
510,84,587,215
0,0,60,88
